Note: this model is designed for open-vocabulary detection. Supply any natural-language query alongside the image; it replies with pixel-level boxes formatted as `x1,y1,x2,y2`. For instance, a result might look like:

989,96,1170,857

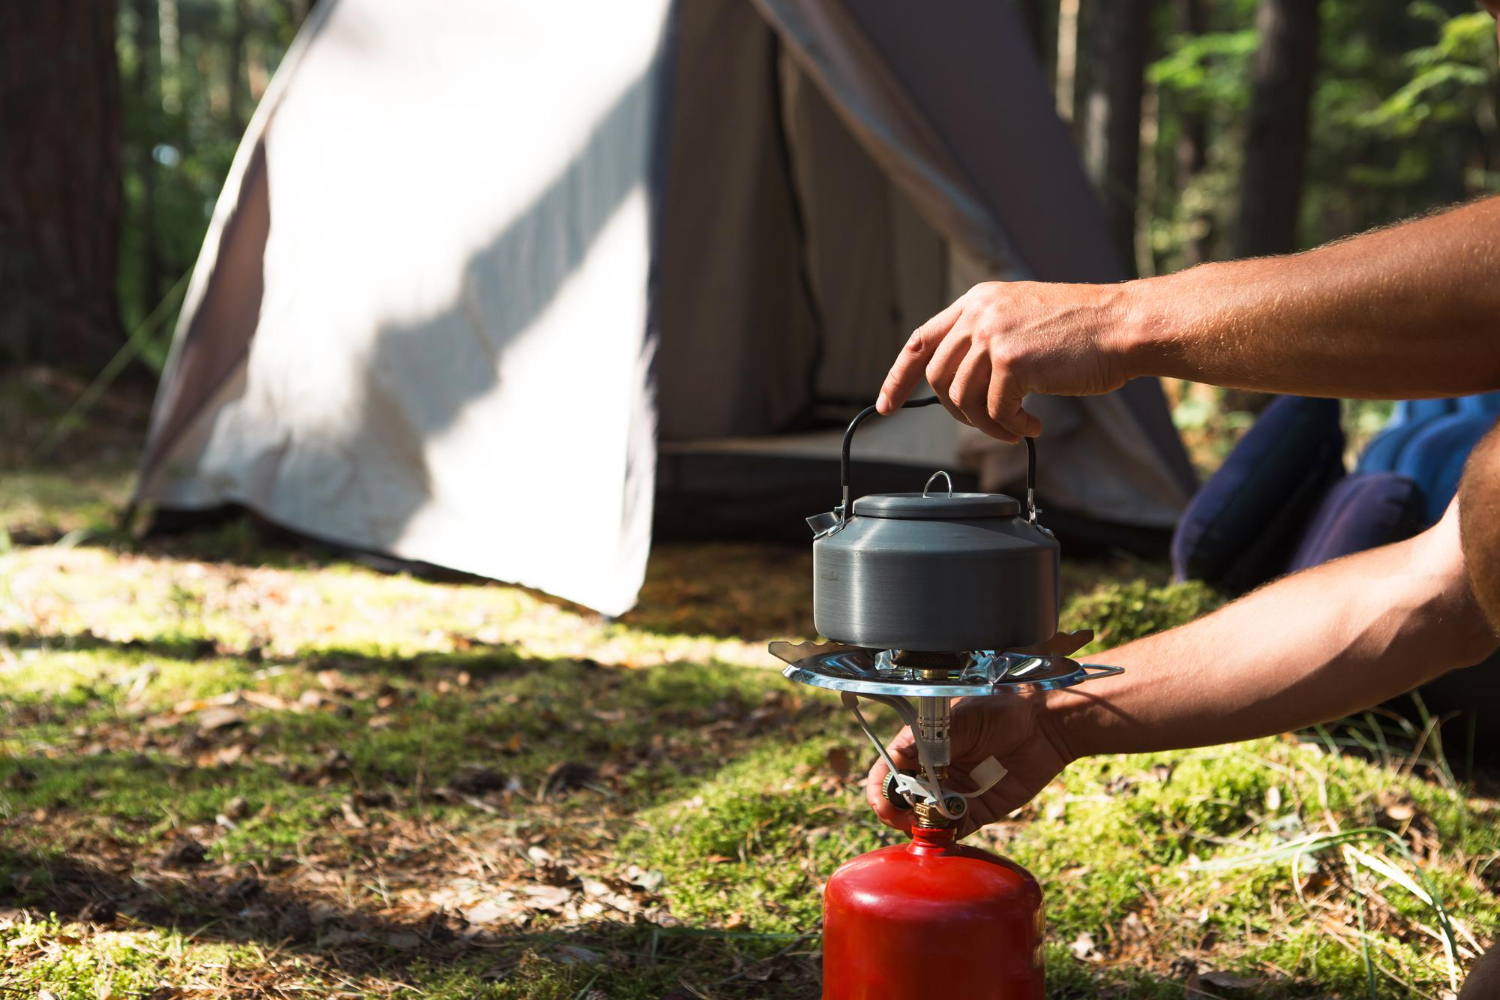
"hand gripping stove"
768,396,1121,1000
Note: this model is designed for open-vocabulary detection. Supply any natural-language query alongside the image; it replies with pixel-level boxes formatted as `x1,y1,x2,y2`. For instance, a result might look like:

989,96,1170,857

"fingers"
864,727,918,833
878,297,964,414
925,330,975,428
986,366,1043,440
949,346,1017,444
864,758,913,834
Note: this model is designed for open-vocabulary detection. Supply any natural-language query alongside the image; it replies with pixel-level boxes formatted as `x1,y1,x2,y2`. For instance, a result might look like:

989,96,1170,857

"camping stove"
769,397,1120,1000
768,643,1118,829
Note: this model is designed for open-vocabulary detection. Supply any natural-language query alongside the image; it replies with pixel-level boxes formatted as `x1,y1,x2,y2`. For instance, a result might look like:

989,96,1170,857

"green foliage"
115,1,303,344
1144,0,1500,275
1063,578,1223,653
1355,8,1498,140
1149,29,1258,111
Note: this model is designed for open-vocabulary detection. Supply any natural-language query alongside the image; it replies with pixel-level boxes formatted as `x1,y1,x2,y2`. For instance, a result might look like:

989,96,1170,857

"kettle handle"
840,396,1039,523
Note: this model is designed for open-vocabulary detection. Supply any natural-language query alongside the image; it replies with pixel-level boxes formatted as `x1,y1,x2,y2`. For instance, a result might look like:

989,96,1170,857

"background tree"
1082,0,1154,274
1015,0,1055,81
1173,0,1213,266
1233,0,1321,258
0,0,125,372
129,0,164,314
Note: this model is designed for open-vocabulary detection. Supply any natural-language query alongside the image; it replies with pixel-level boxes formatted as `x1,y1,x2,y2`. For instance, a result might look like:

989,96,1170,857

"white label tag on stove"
970,756,1008,795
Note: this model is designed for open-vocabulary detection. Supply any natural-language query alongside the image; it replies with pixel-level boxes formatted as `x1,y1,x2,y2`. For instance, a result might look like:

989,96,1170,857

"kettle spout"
807,510,843,539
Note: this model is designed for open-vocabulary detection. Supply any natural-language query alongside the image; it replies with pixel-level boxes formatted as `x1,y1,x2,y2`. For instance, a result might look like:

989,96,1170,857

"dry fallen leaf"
1382,800,1417,823
582,879,638,914
159,836,208,868
1200,971,1267,991
825,746,853,780
1068,930,1098,961
521,885,573,911
465,896,526,926
241,690,289,711
553,945,601,966
196,706,245,732
625,865,664,892
385,931,420,950
340,797,366,828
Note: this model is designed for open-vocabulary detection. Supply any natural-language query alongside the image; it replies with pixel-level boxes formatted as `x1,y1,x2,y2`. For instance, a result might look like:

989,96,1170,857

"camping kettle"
808,397,1060,653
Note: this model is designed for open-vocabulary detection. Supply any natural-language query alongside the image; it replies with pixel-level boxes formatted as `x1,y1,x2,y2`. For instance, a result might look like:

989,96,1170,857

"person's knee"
1459,422,1500,636
1458,943,1500,998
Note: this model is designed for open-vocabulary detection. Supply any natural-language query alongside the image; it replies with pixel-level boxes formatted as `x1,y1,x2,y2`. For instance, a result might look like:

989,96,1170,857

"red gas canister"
822,826,1045,999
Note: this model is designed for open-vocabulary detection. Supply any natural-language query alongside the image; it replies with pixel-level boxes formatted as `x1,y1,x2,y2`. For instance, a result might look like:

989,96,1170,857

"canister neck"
908,826,957,856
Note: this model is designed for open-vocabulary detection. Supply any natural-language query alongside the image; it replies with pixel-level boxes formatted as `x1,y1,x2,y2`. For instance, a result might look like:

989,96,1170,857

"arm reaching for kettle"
877,195,1500,442
866,498,1496,837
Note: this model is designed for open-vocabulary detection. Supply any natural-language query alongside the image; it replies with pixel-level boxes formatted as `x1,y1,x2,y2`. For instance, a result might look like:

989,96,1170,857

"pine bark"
133,0,162,311
1082,0,1152,276
1233,0,1320,259
227,0,248,134
1015,0,1050,67
0,0,124,370
1175,0,1212,266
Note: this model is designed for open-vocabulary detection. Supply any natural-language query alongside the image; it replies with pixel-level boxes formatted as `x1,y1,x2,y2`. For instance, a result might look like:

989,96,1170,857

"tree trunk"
133,0,163,313
1175,0,1212,266
159,0,180,114
1082,0,1152,276
1015,0,1050,69
1055,0,1080,124
227,0,248,134
0,0,124,371
1232,0,1320,259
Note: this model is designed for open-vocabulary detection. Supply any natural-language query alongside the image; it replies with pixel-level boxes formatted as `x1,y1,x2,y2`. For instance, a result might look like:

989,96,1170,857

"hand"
864,690,1076,839
876,281,1133,442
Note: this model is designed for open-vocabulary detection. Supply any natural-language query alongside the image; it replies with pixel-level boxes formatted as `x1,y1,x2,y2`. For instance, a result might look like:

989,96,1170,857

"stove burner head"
890,649,965,671
768,640,1121,698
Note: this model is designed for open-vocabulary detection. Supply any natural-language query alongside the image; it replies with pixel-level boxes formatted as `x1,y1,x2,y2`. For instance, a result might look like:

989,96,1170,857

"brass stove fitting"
912,763,964,829
913,801,950,829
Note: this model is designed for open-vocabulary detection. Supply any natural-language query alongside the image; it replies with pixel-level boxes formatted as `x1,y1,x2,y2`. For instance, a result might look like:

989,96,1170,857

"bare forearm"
1118,196,1500,399
1049,508,1495,759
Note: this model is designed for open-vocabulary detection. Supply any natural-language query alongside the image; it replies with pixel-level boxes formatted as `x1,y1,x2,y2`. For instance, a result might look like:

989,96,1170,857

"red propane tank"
822,826,1044,999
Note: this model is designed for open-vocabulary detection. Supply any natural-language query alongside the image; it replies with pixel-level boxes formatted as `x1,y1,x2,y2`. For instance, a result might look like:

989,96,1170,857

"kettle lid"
851,492,1020,520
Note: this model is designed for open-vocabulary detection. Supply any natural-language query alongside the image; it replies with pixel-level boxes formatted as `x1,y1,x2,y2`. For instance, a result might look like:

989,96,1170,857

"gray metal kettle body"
808,397,1061,653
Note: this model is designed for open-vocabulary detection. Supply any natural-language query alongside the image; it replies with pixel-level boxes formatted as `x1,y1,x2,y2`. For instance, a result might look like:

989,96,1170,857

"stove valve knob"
880,770,915,811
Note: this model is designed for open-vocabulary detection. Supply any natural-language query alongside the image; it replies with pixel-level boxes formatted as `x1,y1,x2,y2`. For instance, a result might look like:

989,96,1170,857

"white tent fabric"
139,0,1196,617
141,0,670,614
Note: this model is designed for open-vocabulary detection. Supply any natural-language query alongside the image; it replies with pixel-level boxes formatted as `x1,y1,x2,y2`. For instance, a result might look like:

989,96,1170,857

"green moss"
2,486,1496,997
1063,578,1223,652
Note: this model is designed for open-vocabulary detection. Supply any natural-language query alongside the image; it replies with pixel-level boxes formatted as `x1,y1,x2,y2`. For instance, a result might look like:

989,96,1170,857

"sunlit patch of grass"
1062,577,1223,656
626,732,893,934
2,469,1498,997
0,911,270,999
0,467,133,545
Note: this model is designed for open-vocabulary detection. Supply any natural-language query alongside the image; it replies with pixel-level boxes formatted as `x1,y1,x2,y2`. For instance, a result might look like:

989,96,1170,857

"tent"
136,0,1198,616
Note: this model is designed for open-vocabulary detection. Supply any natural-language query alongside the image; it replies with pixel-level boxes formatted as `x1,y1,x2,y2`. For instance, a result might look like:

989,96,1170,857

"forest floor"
2,378,1498,999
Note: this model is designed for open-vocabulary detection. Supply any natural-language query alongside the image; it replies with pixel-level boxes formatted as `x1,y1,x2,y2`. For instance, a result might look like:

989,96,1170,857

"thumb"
884,726,920,771
865,726,918,832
